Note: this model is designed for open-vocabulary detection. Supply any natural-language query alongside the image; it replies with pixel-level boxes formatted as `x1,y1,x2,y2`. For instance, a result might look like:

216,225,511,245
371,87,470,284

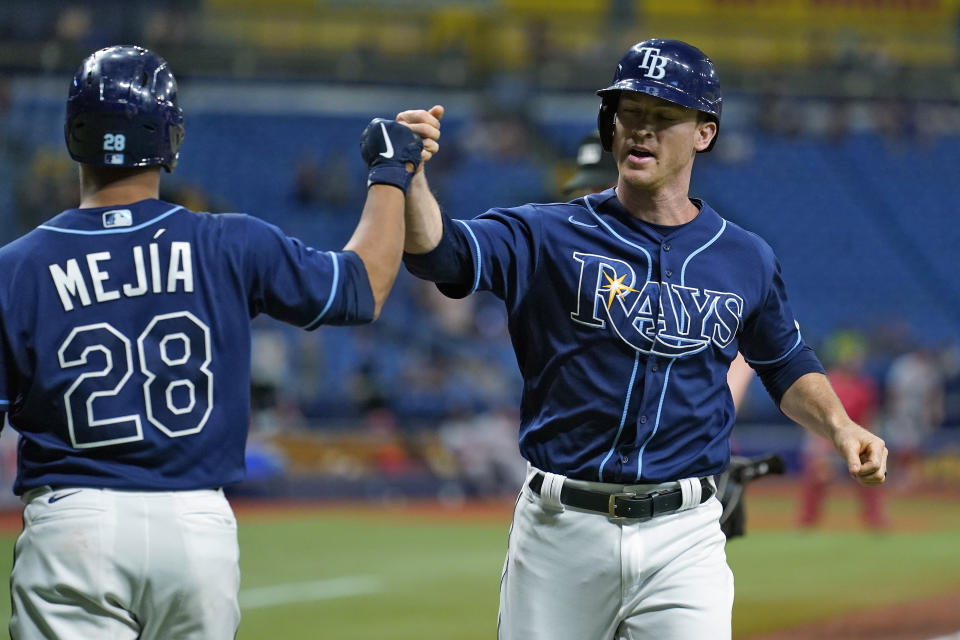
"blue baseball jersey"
0,198,373,494
404,189,823,483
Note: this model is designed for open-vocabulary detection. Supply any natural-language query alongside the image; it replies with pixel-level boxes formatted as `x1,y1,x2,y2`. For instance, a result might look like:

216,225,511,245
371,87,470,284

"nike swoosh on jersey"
568,216,598,228
378,122,395,159
47,490,82,504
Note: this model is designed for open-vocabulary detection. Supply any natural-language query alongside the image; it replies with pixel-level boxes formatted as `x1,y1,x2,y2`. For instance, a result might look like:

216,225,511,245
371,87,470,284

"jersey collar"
587,189,723,242
38,199,185,235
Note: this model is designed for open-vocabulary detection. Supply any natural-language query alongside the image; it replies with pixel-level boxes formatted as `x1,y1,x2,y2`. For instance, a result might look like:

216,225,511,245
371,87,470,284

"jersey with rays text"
404,189,824,483
0,199,373,494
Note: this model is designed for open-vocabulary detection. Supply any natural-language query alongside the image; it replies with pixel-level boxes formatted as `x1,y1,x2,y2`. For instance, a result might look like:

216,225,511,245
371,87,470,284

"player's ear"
694,120,717,152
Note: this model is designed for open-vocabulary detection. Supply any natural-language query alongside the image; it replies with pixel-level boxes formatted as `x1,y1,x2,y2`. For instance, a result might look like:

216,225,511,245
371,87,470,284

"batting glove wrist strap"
366,165,414,194
360,118,423,195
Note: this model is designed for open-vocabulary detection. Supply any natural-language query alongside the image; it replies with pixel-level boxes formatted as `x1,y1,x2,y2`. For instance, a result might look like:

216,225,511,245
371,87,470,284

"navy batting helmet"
596,39,722,153
65,45,185,172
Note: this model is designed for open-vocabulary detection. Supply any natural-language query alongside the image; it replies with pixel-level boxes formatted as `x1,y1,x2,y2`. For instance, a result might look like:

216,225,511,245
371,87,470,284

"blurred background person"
562,129,618,197
883,344,946,488
797,330,888,530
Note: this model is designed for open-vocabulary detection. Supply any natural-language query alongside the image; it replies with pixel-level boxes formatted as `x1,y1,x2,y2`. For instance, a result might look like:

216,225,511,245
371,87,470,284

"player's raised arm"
343,118,423,319
779,372,888,486
397,104,541,302
396,105,444,254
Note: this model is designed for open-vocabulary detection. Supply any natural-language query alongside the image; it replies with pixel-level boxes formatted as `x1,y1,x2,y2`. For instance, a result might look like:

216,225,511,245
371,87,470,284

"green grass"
237,514,505,639
238,509,960,639
729,530,960,637
0,494,957,638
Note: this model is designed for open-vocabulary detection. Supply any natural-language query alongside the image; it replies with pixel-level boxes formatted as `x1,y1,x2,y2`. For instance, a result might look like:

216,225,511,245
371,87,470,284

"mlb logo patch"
103,209,132,228
105,153,125,165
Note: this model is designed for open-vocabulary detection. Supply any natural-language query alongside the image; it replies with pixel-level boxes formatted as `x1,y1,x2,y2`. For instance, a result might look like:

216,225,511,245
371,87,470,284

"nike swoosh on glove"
360,118,423,195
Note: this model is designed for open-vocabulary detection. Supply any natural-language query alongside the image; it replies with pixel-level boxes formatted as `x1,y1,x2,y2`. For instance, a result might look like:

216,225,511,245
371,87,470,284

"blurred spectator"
345,325,390,414
798,330,887,529
288,329,328,410
250,320,306,433
883,344,946,488
756,79,804,138
362,407,420,476
459,110,534,160
160,181,232,213
54,5,95,47
412,278,477,337
824,95,852,141
873,96,919,146
292,152,354,210
143,6,200,48
439,406,525,498
16,148,76,233
394,347,456,420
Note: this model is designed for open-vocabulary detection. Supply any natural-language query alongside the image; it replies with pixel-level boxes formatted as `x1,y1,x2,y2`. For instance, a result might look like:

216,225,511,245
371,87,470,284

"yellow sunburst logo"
600,271,639,310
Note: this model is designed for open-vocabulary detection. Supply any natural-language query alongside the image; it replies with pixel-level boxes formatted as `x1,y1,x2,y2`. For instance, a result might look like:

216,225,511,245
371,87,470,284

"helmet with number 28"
596,38,722,153
65,45,185,172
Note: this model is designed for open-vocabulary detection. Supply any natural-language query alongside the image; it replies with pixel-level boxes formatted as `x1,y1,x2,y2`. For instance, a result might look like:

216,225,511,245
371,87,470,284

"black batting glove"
360,118,423,195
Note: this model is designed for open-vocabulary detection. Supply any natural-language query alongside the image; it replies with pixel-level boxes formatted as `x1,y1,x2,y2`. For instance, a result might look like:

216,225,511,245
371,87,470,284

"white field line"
239,575,383,610
928,634,960,640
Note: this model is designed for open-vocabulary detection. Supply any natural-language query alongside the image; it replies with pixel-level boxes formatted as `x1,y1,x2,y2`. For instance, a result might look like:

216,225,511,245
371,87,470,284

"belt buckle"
607,492,637,519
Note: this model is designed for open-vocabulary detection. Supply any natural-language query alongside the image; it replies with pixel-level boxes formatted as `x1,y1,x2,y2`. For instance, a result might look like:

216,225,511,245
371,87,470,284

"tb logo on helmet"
630,47,669,80
596,38,723,152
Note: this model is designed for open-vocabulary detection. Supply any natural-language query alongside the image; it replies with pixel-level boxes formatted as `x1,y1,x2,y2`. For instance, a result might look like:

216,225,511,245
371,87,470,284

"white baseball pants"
499,467,734,640
10,487,241,640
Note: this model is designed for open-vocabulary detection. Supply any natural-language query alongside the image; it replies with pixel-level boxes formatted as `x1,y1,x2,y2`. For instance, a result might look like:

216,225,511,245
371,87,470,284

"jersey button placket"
633,364,659,479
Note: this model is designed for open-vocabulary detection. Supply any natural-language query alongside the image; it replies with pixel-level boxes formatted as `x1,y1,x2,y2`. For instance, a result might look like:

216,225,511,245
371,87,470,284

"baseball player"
564,127,767,539
0,45,422,639
566,129,756,410
398,38,887,639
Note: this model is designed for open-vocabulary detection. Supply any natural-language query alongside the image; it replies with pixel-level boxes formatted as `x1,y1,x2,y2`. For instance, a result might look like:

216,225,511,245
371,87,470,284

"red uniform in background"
798,359,887,529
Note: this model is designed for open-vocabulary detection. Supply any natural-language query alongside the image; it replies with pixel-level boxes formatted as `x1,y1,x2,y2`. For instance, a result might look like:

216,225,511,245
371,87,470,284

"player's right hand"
396,105,444,168
360,117,424,194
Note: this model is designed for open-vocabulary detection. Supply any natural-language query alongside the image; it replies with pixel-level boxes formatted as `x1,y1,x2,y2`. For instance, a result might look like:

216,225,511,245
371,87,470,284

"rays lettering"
569,252,743,357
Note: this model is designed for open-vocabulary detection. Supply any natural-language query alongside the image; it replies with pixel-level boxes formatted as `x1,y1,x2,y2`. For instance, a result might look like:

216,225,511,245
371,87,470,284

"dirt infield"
744,589,960,640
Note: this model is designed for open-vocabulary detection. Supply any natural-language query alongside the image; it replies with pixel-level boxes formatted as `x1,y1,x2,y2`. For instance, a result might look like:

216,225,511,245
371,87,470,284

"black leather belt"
528,473,714,520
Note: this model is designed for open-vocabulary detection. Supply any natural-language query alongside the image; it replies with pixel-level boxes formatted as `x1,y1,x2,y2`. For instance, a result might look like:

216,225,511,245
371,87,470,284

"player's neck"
615,179,699,226
78,165,162,209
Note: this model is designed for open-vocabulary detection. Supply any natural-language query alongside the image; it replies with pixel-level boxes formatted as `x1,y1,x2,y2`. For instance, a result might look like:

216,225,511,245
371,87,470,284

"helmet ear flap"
597,95,617,152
